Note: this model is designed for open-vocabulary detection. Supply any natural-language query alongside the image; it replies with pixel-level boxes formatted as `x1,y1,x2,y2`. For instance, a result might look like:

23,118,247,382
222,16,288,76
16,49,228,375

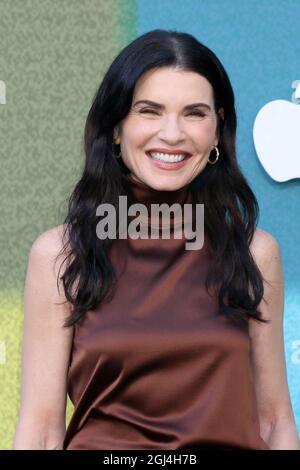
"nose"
157,114,185,144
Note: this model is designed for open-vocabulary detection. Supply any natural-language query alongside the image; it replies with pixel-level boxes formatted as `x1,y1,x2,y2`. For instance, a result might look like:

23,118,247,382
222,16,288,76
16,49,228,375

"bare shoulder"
247,230,297,437
29,224,70,275
30,224,67,259
14,224,73,448
250,227,281,269
27,224,72,319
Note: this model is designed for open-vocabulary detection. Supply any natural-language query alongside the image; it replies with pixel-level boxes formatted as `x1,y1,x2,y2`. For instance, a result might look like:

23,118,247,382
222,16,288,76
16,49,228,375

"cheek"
190,122,216,147
133,117,159,134
123,117,155,146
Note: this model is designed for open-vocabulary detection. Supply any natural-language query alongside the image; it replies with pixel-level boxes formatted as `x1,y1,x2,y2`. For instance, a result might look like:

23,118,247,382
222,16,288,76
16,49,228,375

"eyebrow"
133,99,212,111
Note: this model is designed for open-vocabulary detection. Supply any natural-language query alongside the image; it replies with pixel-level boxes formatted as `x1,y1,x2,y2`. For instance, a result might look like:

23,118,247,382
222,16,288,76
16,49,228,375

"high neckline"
125,173,193,209
124,173,194,236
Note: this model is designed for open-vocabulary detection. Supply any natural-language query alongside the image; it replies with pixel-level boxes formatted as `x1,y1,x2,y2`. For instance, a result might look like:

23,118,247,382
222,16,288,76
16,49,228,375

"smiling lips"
147,147,192,156
146,149,192,169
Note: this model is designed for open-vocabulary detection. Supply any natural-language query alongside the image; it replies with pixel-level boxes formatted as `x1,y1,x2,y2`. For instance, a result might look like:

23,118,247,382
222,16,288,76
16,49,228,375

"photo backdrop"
0,0,299,449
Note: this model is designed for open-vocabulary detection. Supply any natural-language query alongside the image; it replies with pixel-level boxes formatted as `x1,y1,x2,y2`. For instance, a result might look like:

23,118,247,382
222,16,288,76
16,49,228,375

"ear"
215,107,224,144
218,107,224,120
113,127,121,144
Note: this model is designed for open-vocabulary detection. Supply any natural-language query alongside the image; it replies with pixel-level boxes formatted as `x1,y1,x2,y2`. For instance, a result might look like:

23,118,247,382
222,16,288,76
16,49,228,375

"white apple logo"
253,80,300,182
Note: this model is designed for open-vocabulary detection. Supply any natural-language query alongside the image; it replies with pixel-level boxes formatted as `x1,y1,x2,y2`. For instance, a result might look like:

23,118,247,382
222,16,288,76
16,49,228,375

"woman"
13,29,299,450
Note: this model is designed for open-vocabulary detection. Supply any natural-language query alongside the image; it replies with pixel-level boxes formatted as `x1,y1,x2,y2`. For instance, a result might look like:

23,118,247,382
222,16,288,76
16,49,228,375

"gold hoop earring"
208,145,219,164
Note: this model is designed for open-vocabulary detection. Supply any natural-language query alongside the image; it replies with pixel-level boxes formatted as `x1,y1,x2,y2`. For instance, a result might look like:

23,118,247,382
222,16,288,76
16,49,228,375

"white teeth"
149,152,188,162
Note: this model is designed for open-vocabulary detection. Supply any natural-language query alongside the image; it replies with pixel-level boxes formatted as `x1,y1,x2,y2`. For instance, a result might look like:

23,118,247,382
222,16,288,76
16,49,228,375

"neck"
125,173,192,209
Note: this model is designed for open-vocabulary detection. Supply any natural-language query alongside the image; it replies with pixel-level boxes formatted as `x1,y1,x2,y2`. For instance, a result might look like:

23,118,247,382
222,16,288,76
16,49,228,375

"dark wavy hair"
56,29,270,328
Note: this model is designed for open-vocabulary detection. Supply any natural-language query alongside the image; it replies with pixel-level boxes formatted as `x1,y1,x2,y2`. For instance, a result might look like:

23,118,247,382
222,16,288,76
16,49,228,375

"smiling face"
114,67,223,190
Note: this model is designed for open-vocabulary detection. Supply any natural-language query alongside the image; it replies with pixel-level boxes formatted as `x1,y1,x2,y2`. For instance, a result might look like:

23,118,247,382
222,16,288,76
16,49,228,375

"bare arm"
249,228,300,450
13,225,74,450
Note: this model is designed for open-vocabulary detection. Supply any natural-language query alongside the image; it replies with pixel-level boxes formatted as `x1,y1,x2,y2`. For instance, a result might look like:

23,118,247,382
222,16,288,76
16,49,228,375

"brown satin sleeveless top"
63,173,270,450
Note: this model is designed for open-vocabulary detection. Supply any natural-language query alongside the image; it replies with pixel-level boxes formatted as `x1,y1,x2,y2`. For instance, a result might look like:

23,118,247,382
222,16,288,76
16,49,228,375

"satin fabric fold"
63,173,270,450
